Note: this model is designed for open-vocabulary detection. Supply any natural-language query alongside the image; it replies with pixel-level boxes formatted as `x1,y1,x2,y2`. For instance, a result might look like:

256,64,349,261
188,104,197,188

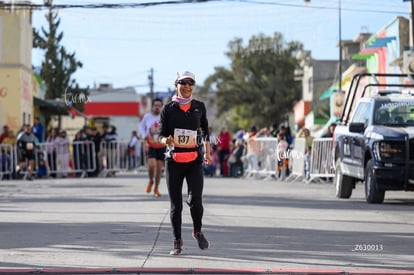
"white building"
82,85,146,141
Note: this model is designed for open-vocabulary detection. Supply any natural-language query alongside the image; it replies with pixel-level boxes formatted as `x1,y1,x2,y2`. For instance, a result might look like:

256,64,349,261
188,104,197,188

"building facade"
82,85,142,141
0,5,33,131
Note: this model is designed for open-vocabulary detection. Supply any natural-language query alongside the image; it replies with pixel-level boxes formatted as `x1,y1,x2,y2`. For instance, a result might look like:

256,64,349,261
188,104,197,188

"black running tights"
166,161,204,240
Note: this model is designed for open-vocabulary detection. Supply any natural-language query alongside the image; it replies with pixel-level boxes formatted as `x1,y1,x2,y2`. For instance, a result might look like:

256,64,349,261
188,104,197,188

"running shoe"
154,187,161,197
192,231,209,250
145,182,153,193
170,239,183,255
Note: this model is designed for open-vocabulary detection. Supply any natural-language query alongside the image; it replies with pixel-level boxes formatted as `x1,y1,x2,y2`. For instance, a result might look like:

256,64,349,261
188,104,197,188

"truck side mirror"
349,122,365,133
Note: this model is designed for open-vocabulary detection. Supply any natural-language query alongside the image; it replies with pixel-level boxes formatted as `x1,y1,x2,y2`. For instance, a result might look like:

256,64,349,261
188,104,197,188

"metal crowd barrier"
99,140,146,177
0,139,148,180
244,137,279,179
308,137,335,183
286,137,306,182
32,141,97,178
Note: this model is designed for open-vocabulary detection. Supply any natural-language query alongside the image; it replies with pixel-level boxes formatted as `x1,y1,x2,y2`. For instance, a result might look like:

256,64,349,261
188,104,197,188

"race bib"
174,128,197,148
26,142,34,150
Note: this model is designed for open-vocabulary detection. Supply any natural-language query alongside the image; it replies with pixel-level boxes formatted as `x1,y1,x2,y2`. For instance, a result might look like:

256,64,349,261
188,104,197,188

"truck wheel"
365,159,385,204
335,159,354,199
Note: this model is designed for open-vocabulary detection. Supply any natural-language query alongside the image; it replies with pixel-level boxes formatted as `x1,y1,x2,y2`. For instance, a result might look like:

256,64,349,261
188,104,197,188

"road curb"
0,267,414,274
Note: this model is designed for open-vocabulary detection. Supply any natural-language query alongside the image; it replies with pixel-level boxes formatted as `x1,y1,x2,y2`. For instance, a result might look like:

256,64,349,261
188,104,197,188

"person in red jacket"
217,127,231,176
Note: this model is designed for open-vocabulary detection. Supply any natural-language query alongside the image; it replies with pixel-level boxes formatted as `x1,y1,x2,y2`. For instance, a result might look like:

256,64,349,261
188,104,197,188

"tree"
199,32,302,130
33,0,87,110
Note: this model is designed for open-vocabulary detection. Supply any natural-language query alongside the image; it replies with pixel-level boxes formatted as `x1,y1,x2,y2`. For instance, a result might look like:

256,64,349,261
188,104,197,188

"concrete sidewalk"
1,173,414,274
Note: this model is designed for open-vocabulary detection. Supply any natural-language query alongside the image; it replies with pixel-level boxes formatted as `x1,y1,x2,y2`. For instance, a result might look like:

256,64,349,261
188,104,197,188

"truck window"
374,101,414,126
351,102,371,125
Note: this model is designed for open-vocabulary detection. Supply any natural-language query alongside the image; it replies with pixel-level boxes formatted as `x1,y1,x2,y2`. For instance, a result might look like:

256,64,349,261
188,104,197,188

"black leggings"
166,160,204,240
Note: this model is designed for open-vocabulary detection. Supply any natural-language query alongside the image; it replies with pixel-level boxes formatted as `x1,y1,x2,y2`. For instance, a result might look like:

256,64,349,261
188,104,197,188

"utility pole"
148,68,154,101
338,0,342,93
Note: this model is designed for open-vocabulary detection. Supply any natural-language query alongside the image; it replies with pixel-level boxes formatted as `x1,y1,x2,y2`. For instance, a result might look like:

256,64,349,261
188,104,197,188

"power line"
0,0,409,15
238,0,408,15
0,0,215,10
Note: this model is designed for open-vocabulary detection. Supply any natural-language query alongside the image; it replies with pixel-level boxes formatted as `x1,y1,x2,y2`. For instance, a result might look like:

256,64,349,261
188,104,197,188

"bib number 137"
174,128,197,148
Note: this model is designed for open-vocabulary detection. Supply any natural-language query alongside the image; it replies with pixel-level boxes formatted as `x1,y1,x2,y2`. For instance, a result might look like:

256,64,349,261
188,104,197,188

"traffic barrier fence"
1,140,147,180
308,137,335,183
286,137,306,182
244,137,279,179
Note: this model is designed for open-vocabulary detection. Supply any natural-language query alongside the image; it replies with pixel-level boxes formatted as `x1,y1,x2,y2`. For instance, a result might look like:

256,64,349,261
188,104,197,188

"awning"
352,48,379,60
33,97,69,115
352,36,395,60
366,36,396,48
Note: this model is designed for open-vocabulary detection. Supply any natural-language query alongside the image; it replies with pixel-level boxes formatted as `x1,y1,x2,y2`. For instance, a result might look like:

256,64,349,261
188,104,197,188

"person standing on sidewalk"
158,70,212,255
216,127,231,177
139,98,165,197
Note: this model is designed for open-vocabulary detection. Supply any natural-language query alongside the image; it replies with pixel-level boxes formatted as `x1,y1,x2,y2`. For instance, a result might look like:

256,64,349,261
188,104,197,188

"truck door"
349,102,371,179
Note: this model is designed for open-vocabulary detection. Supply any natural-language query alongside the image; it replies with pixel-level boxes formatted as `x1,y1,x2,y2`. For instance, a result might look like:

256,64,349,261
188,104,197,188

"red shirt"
218,132,231,151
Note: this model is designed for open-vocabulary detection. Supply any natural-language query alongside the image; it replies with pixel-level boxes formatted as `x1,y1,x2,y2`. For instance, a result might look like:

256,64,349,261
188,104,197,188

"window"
351,102,371,124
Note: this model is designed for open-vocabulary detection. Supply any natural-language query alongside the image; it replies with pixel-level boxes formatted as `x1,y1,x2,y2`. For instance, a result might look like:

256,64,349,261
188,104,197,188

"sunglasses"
177,79,195,86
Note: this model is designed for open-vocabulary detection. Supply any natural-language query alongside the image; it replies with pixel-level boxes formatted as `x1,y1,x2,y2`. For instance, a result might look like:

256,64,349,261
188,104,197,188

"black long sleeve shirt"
158,99,210,154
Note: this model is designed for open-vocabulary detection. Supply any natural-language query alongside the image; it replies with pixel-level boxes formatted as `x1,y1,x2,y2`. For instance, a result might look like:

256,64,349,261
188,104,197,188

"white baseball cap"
176,70,195,81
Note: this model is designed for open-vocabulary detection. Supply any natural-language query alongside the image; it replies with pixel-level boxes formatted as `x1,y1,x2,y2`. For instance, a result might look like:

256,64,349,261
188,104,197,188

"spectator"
217,127,231,177
304,146,312,180
270,123,279,137
296,127,314,149
276,133,289,179
321,123,337,138
228,139,245,177
101,124,118,174
2,130,17,179
279,125,293,147
244,126,259,178
296,127,314,180
1,147,10,180
234,128,245,141
54,130,70,178
0,125,9,144
2,129,16,148
45,128,58,178
256,127,272,138
72,130,87,177
127,130,141,170
32,117,44,142
203,144,218,177
36,150,48,178
86,126,102,177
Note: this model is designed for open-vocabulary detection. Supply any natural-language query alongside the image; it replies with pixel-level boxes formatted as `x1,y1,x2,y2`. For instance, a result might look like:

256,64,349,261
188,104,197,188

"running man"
139,98,165,197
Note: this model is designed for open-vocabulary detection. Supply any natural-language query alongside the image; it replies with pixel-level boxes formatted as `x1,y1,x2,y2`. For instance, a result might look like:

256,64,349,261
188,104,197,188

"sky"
30,0,410,94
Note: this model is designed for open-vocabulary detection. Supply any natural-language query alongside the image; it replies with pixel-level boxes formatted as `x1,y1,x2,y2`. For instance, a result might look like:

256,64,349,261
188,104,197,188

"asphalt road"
0,173,414,274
